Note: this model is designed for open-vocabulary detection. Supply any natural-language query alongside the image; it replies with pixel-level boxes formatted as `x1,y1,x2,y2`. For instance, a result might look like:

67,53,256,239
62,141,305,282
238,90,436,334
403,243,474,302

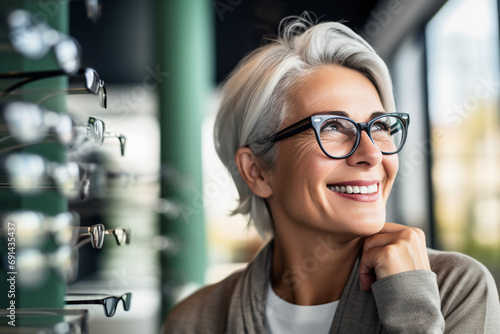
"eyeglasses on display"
0,103,125,158
5,9,81,74
76,227,131,249
0,210,80,248
0,67,107,108
12,246,78,288
72,223,105,249
87,117,126,156
0,101,77,146
65,292,132,317
272,112,410,159
0,153,90,199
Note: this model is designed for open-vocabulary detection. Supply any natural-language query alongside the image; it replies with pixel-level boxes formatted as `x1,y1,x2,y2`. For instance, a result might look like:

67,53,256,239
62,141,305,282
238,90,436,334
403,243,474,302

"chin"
347,211,386,236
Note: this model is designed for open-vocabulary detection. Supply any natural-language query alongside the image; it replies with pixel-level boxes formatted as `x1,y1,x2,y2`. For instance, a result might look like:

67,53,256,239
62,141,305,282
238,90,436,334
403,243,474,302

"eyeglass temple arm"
66,292,131,300
74,234,92,249
390,124,401,136
105,132,126,156
389,116,410,135
0,139,59,155
65,299,114,316
273,119,311,142
0,68,86,95
0,135,13,144
35,88,93,105
67,293,116,296
65,299,104,305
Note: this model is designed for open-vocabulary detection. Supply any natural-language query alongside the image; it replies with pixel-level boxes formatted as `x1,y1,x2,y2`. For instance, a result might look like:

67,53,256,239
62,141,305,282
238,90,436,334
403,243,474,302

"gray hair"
214,14,396,239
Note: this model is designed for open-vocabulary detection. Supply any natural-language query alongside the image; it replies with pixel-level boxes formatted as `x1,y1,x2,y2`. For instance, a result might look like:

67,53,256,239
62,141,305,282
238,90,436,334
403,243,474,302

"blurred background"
0,0,499,333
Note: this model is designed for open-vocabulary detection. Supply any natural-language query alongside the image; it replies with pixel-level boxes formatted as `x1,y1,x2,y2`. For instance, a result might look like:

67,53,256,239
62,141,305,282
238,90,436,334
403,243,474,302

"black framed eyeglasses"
65,292,132,317
273,112,410,159
0,67,107,108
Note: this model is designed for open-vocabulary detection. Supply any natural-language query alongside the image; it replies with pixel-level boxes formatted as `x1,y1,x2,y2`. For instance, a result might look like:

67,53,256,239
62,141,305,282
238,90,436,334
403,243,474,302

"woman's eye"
372,121,390,132
323,123,340,132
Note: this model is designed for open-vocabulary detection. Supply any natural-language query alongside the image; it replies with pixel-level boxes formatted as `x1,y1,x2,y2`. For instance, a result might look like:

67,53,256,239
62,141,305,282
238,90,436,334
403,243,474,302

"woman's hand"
359,222,431,291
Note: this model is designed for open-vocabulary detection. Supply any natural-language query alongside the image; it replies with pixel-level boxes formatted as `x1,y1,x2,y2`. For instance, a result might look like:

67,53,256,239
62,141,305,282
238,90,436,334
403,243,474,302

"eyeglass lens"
89,224,105,249
121,293,132,310
317,115,405,158
103,297,118,317
16,246,75,288
87,117,105,144
113,228,127,245
2,101,76,145
7,9,81,74
84,68,106,108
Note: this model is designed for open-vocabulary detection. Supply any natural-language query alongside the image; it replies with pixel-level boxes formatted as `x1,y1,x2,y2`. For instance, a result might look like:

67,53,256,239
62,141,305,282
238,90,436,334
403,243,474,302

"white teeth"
328,183,378,194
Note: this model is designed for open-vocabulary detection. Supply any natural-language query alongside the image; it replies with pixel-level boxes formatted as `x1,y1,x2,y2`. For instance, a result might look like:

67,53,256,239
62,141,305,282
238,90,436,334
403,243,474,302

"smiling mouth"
327,183,378,195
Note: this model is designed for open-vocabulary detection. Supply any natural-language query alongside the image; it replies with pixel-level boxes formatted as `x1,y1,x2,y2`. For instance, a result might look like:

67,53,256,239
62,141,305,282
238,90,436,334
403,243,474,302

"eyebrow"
313,110,387,119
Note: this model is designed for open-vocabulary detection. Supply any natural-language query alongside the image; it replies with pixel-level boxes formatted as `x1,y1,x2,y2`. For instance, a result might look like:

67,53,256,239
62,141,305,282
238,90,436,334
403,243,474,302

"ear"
234,147,273,198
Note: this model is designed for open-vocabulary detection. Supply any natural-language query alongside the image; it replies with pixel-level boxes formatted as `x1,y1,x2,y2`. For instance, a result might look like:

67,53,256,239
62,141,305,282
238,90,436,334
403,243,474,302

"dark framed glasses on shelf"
4,9,81,74
0,210,80,248
0,67,107,108
65,292,132,317
271,112,410,159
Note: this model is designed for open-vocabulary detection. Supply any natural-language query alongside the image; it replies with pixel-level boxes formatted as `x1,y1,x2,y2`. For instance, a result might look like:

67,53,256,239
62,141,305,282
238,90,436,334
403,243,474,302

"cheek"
276,137,320,174
271,138,324,191
382,155,399,193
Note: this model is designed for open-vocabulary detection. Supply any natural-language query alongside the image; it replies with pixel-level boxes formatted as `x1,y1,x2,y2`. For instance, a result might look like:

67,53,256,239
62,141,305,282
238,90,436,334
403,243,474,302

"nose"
345,130,382,167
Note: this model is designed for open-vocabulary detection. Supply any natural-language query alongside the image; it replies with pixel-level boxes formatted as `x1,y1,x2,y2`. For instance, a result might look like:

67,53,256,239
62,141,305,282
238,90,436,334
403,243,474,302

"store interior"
1,0,500,333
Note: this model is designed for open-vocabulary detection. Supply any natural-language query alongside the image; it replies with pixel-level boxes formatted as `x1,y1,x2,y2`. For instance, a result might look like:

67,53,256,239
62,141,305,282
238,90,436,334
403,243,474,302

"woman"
164,15,500,333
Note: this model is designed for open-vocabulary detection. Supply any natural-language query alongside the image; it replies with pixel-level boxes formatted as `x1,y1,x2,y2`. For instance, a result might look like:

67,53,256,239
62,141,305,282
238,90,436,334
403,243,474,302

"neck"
270,229,364,306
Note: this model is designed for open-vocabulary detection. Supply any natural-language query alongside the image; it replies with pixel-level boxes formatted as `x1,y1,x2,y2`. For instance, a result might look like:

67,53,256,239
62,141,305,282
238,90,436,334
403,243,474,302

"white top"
264,283,339,334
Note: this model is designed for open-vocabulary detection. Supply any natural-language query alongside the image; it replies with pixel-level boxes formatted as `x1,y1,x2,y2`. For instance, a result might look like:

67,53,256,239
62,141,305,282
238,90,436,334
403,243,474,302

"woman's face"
265,65,399,241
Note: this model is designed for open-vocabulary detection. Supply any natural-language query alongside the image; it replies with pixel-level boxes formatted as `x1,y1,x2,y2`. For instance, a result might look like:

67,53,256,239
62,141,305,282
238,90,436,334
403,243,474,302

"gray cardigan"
164,241,500,333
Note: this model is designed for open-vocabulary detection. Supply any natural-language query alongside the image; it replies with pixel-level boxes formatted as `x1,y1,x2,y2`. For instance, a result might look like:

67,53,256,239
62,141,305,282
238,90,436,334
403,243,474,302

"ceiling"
214,0,380,82
70,0,380,84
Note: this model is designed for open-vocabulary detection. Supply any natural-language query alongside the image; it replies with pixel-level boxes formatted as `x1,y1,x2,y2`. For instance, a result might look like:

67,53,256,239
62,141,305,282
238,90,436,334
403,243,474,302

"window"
426,0,500,285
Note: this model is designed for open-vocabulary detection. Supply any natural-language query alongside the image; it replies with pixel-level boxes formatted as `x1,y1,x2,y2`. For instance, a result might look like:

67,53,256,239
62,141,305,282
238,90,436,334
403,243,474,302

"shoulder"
427,248,495,285
163,269,244,334
427,248,499,321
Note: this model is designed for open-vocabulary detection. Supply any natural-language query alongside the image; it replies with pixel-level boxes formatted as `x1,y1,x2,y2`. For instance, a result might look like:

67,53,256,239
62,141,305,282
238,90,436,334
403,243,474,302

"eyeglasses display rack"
0,2,131,332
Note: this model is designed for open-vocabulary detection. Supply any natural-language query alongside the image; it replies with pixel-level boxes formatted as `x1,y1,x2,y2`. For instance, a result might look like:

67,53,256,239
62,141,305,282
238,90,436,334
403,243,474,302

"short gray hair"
214,14,396,239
